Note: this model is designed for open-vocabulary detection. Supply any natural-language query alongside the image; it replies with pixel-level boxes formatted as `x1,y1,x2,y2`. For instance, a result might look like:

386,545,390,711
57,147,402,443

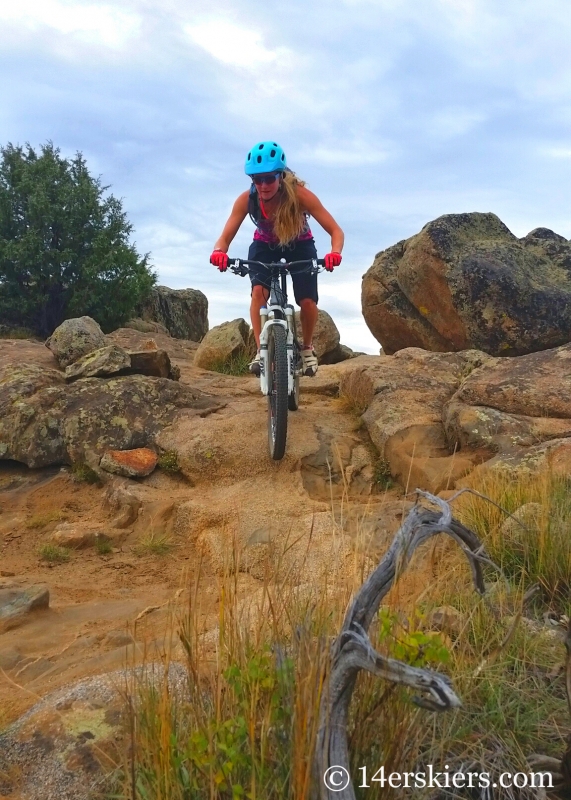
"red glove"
210,250,229,271
324,252,342,271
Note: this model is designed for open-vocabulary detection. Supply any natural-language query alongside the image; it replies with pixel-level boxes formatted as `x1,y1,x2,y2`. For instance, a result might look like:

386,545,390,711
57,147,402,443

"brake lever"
229,259,248,277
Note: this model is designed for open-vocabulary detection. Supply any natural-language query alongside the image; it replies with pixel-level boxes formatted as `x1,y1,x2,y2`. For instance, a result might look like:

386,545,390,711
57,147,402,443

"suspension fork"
259,314,289,395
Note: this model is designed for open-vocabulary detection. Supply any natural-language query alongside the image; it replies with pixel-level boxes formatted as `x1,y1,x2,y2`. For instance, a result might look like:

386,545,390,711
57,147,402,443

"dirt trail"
0,340,435,728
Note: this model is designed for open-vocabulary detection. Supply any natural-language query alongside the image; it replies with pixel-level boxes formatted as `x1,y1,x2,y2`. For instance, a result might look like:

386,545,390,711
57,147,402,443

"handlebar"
228,258,325,277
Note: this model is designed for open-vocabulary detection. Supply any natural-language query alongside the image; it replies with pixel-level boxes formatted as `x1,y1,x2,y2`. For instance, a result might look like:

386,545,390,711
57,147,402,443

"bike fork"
259,318,289,395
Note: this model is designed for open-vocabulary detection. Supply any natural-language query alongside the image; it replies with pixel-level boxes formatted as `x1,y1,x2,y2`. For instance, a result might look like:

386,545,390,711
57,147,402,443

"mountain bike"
229,257,325,460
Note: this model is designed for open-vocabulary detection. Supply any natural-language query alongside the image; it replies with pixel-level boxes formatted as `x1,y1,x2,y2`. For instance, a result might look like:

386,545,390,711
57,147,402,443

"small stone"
1,570,16,577
50,523,101,549
100,448,158,478
500,503,544,537
427,605,464,637
0,585,50,633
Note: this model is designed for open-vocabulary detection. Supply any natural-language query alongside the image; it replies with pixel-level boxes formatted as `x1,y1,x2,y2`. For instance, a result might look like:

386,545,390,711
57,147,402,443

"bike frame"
229,258,320,395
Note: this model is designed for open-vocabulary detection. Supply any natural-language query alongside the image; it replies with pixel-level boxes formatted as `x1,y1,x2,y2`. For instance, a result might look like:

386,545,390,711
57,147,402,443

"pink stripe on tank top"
253,216,313,244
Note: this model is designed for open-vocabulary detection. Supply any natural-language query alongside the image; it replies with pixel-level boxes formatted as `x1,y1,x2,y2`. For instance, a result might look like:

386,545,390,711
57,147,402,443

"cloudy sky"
2,0,570,351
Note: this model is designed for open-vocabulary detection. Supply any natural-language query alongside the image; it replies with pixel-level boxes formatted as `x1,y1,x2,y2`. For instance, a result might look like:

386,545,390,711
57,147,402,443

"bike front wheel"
267,324,289,460
288,340,301,411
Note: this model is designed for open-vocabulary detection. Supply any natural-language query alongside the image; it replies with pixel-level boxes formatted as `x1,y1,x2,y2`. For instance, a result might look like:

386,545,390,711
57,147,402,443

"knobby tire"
288,340,301,411
267,324,289,460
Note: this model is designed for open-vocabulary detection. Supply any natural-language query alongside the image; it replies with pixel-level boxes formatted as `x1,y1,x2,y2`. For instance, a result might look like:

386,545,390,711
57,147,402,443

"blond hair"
272,170,307,246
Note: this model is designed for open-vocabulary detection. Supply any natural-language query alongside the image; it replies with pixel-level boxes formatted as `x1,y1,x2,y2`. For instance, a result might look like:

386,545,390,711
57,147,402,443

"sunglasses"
252,172,282,185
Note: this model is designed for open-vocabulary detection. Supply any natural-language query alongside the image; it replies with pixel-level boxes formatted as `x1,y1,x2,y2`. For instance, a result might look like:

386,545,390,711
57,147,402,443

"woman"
210,141,344,376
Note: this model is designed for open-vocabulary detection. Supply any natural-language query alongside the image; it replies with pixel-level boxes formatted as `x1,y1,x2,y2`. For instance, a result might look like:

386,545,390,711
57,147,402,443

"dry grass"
107,473,570,799
455,467,571,606
134,531,174,557
209,349,254,377
26,510,64,529
337,368,375,416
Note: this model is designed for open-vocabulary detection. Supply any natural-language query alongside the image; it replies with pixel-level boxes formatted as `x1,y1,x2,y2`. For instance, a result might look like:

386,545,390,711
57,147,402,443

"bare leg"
299,298,318,349
250,285,270,348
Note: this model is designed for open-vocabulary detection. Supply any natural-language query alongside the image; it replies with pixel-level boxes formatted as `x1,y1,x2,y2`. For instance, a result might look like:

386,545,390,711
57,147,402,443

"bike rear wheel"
288,340,301,411
267,324,289,460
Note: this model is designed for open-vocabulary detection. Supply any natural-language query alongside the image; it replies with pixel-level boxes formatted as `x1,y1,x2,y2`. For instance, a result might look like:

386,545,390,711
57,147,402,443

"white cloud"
184,19,292,70
542,147,571,159
0,0,141,47
297,141,391,167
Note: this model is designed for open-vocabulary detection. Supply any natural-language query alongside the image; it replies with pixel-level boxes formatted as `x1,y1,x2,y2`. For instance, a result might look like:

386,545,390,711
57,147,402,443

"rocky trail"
3,322,571,738
1,333,420,797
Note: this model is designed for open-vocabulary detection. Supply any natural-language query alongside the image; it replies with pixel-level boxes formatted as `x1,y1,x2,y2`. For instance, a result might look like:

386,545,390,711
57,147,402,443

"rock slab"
64,344,131,380
0,366,223,468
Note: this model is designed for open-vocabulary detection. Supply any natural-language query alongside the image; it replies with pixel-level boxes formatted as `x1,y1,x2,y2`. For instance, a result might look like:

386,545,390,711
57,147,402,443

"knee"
251,285,267,304
299,298,317,312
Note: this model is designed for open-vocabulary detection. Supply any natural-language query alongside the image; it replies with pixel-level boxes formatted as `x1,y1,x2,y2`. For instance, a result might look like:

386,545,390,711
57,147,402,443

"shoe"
301,347,318,377
249,352,261,376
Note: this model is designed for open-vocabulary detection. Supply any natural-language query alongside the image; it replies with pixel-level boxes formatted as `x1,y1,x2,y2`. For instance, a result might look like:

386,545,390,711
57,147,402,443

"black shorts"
248,238,319,305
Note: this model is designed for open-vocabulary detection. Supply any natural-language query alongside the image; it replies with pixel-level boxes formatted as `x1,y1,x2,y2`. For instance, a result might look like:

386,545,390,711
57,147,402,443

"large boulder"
137,286,208,341
45,316,107,367
193,318,251,370
362,214,571,356
0,364,222,468
294,309,340,363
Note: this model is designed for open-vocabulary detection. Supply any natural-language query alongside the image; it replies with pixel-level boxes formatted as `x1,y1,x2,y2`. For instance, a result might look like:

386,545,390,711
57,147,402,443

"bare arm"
213,192,249,252
297,186,344,253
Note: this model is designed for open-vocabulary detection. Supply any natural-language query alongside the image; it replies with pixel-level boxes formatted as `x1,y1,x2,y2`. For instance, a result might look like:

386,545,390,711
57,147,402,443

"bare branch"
315,491,490,800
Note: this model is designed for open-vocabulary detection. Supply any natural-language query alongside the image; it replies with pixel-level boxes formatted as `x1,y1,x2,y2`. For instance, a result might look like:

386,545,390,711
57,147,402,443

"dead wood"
315,491,487,800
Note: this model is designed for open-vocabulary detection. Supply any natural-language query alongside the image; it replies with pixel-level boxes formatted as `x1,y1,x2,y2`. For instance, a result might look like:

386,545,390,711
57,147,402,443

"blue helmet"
245,141,287,175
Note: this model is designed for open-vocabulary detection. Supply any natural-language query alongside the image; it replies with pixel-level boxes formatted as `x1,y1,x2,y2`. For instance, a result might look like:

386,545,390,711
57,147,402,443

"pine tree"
0,142,156,337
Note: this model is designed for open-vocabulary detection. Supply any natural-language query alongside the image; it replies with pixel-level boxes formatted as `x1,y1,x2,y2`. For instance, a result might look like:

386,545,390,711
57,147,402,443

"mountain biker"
210,141,344,376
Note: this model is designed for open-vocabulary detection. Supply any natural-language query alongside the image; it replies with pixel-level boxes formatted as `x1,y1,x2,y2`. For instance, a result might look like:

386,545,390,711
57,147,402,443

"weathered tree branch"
315,491,488,800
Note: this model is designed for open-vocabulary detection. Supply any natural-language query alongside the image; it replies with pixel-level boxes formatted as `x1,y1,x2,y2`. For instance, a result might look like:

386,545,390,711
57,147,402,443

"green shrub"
70,462,100,484
157,450,181,473
38,543,71,563
209,349,252,376
134,532,173,556
95,536,113,555
0,325,36,339
374,458,393,490
0,142,156,337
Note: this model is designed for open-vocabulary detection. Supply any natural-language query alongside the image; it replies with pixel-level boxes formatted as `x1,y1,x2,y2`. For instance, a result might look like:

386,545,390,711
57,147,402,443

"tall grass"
210,350,254,377
456,468,571,605
110,476,570,799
